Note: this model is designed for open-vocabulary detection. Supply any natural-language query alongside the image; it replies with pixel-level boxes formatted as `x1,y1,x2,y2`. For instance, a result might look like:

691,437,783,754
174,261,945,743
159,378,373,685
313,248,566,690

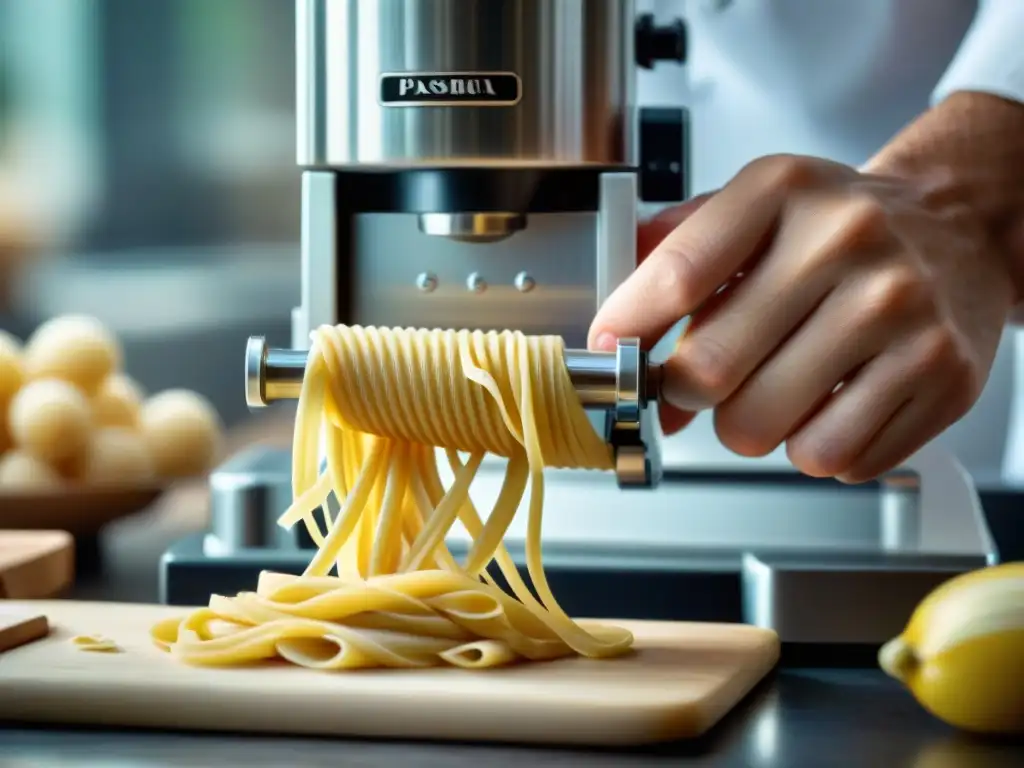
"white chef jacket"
638,0,1024,480
641,0,1024,195
934,0,1024,106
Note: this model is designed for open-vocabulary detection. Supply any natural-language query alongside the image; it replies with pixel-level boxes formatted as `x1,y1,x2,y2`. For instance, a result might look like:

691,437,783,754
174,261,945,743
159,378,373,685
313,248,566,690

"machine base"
160,533,982,647
162,513,990,648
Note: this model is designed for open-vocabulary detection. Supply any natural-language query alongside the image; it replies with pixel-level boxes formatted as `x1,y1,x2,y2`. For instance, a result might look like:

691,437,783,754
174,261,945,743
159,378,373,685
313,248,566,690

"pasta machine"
161,0,998,653
244,335,665,487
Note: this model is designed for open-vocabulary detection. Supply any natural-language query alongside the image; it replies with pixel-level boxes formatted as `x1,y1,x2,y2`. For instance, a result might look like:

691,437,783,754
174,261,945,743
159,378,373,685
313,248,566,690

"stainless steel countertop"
2,669,1023,768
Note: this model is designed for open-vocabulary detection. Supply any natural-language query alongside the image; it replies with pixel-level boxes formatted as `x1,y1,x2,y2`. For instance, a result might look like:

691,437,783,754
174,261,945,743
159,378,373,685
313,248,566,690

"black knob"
635,13,687,70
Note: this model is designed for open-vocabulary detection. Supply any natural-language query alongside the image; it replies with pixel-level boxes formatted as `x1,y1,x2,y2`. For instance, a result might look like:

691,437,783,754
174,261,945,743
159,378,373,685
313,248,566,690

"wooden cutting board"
0,600,780,747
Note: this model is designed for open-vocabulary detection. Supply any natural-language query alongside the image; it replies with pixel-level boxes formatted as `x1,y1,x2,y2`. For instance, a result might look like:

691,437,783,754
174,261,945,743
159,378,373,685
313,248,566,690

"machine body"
297,0,638,168
288,0,684,486
162,0,997,651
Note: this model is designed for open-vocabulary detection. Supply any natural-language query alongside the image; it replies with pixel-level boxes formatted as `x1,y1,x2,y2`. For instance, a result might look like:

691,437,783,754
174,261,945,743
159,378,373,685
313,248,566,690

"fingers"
712,274,903,456
590,194,723,350
636,193,717,266
592,192,715,435
586,153,996,482
592,155,852,356
660,182,912,414
783,359,916,479
589,159,804,350
660,405,696,436
655,277,732,436
833,396,947,484
784,330,976,480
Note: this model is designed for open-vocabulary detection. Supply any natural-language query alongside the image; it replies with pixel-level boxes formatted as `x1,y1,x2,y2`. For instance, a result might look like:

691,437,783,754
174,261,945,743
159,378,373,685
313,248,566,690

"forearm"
864,91,1024,315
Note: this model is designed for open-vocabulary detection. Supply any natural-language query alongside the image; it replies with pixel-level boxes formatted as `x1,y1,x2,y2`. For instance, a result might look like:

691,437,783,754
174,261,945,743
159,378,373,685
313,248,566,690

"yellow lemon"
879,562,1024,735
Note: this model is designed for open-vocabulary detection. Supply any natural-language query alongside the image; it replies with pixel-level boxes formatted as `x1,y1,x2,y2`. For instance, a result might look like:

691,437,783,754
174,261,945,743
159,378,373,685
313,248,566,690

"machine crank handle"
244,336,664,489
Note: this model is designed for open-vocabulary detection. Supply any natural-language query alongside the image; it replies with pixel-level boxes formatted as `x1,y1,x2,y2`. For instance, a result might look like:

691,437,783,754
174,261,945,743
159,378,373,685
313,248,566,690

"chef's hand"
589,154,1015,483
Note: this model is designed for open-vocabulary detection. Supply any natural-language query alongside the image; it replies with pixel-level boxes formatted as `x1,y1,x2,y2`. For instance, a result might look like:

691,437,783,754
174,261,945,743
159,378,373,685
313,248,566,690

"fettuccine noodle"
151,326,634,669
72,634,122,653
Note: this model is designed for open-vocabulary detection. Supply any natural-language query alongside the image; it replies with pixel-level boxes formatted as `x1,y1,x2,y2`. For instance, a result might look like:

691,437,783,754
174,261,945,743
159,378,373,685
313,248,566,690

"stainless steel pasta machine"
161,0,998,654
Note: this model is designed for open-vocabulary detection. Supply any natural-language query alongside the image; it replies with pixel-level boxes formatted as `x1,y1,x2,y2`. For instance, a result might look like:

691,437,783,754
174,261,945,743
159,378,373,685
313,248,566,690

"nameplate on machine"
379,72,521,107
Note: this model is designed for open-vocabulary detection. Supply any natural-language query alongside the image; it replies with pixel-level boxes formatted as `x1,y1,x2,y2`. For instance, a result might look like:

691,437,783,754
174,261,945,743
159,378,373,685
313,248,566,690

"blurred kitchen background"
0,0,298,431
1,0,1022,488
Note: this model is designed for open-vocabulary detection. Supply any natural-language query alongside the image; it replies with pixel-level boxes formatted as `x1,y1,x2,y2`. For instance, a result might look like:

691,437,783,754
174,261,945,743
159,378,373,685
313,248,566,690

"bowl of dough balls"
0,315,224,533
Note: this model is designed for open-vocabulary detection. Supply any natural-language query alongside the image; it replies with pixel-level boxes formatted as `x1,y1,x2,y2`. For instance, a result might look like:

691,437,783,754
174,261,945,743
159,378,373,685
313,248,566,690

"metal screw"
466,272,487,294
514,272,536,293
416,272,438,293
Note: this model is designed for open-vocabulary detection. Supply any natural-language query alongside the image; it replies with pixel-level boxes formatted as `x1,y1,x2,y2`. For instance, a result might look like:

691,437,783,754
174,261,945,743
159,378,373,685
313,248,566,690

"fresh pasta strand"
72,634,122,653
151,326,635,669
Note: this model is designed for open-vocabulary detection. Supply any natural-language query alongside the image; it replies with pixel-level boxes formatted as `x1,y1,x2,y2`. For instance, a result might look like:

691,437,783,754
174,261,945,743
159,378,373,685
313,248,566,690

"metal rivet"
514,272,536,293
466,272,487,294
416,272,438,293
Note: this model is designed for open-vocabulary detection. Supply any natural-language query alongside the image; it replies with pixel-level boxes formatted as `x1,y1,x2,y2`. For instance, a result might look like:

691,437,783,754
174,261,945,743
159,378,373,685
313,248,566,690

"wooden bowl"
0,486,164,536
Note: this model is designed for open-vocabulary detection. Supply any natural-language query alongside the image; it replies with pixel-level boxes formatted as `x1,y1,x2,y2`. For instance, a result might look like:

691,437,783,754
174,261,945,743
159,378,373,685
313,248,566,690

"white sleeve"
932,0,1024,106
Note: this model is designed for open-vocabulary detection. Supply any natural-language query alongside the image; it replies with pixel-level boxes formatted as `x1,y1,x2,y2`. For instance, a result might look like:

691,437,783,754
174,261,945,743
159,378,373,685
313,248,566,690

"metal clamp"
605,338,663,489
551,338,662,488
244,335,663,489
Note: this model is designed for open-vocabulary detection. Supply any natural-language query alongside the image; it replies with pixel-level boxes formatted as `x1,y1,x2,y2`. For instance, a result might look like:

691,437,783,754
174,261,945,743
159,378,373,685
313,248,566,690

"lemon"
879,562,1024,735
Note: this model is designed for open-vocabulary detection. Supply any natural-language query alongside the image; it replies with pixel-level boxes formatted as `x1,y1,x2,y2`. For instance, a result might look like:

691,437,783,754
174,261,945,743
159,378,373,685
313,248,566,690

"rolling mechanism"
244,335,664,489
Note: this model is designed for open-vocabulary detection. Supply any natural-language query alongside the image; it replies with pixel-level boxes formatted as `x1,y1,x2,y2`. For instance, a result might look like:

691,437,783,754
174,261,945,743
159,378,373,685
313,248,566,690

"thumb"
591,191,719,350
592,192,718,436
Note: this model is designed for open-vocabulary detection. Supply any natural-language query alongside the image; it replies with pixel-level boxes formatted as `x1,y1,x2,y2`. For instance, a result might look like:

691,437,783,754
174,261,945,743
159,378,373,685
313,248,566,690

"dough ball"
140,390,223,479
80,428,155,486
0,329,22,350
92,374,145,429
8,379,93,464
24,315,122,396
0,329,24,404
0,450,64,492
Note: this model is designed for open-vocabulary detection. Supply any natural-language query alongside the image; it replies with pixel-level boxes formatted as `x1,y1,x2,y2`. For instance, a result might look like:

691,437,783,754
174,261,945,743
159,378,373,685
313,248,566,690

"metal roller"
244,336,664,488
